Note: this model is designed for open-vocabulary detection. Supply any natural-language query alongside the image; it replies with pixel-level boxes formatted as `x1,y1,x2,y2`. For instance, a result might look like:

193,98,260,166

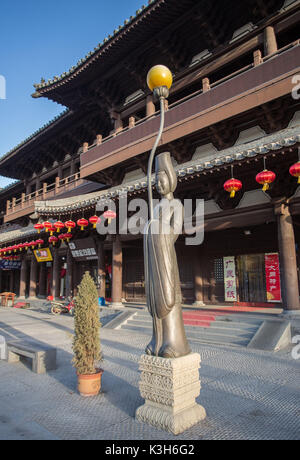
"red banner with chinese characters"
265,253,281,303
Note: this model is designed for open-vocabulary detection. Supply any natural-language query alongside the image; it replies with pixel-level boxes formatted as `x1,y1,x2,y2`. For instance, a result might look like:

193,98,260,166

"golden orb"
147,65,173,92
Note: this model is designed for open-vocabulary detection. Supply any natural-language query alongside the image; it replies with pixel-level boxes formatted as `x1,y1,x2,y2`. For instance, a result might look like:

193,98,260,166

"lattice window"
214,258,224,283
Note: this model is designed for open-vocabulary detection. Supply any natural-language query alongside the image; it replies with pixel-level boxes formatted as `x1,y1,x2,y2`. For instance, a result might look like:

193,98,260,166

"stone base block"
136,353,206,435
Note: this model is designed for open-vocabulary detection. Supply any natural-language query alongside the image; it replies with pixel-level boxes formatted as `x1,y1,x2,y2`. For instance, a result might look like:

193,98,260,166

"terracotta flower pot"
77,368,103,397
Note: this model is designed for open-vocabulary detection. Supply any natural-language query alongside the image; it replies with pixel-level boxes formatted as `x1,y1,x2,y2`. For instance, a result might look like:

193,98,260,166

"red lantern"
65,220,76,232
49,236,58,246
103,210,117,224
12,245,18,253
58,234,66,241
48,227,56,236
289,161,300,184
36,239,44,248
43,221,52,233
24,242,32,251
54,221,64,233
7,246,13,254
17,243,23,252
224,178,242,198
29,241,37,249
89,215,100,229
77,218,89,231
34,223,44,234
256,170,276,191
63,233,73,243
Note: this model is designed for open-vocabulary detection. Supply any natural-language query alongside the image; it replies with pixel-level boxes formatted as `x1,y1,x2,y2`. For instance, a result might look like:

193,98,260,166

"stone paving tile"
0,308,299,440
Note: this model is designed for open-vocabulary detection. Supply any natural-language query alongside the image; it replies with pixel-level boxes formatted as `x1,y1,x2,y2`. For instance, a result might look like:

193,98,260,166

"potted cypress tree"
72,271,103,397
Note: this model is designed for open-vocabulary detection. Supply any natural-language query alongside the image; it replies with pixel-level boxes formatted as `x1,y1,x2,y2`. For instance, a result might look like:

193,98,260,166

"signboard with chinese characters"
0,259,21,270
34,248,53,263
223,256,237,302
68,238,98,261
265,253,281,302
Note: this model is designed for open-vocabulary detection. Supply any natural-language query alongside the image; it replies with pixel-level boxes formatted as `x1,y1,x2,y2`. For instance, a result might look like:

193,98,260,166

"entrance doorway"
237,254,266,303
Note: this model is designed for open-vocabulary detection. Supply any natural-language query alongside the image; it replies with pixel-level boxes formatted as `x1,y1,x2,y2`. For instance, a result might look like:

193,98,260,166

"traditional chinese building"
0,0,300,311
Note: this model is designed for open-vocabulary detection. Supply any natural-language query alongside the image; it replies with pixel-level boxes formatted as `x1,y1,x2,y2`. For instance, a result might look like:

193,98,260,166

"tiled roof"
32,0,158,94
0,109,70,163
35,125,300,215
0,224,37,244
0,180,21,193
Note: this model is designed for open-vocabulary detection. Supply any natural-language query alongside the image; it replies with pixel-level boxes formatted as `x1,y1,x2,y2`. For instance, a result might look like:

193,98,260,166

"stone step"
131,314,260,333
121,324,251,347
134,309,264,326
125,320,255,339
182,313,217,322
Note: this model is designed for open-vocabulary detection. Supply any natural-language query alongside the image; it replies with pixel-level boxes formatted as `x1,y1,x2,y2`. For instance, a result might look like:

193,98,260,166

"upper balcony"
80,41,300,182
4,173,85,223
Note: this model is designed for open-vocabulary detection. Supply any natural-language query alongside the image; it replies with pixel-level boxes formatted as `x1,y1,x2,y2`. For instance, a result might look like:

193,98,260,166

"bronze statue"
144,152,191,358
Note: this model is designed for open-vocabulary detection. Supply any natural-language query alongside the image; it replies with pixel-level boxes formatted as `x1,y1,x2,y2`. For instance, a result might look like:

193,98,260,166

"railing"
82,40,300,154
5,172,83,217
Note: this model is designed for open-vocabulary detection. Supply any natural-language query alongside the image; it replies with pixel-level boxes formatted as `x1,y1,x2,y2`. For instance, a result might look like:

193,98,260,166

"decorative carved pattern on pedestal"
136,353,206,435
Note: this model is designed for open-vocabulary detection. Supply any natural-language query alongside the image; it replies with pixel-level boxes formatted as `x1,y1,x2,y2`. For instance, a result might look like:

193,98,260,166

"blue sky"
0,0,144,188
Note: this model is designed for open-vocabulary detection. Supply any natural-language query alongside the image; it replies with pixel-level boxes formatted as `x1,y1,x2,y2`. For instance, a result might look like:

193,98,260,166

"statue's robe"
144,199,183,320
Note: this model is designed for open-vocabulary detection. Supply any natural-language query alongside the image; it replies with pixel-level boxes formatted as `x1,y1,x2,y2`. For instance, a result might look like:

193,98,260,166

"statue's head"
155,152,177,197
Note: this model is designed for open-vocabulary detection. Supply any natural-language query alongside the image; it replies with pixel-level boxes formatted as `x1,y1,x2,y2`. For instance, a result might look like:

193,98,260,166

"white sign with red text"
223,256,237,302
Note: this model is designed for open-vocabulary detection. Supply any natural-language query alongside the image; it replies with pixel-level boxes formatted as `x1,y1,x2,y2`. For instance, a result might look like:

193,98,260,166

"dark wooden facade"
0,0,300,310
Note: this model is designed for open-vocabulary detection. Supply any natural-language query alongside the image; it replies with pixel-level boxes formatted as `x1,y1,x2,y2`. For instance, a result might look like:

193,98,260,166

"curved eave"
0,109,71,169
32,0,162,99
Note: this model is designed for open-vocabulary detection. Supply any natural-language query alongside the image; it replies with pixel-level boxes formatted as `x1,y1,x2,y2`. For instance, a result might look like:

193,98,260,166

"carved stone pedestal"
136,353,206,435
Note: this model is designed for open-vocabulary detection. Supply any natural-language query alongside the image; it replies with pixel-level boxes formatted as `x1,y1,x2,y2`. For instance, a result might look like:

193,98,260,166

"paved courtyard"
0,306,299,440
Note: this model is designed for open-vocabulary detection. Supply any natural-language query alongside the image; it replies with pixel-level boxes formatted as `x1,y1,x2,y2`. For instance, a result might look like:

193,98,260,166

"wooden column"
25,181,31,196
19,256,28,298
9,272,14,293
97,240,106,299
29,256,38,298
146,95,156,117
72,260,80,296
193,249,205,306
38,263,47,297
0,269,2,293
66,248,73,298
277,203,300,311
110,111,123,134
111,236,123,307
43,182,47,199
70,160,76,177
57,165,63,180
35,178,41,196
51,249,60,299
264,26,278,56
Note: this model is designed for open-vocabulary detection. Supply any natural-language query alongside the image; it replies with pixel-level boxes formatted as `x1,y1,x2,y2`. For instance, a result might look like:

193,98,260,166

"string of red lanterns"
8,152,297,255
221,155,300,198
